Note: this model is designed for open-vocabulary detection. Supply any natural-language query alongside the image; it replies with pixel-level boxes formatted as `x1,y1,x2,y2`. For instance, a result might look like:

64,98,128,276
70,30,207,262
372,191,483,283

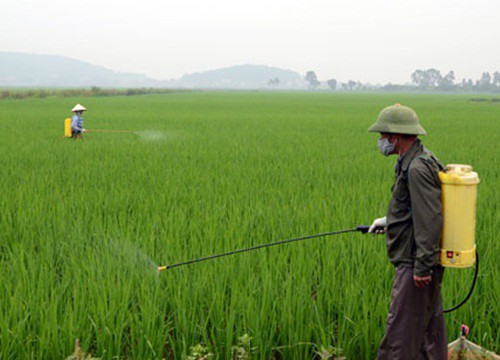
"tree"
411,68,442,88
305,71,320,89
326,79,337,90
493,71,500,86
346,80,357,91
474,72,492,91
267,77,280,87
439,71,455,89
427,68,442,88
480,72,491,85
411,70,427,87
460,78,472,90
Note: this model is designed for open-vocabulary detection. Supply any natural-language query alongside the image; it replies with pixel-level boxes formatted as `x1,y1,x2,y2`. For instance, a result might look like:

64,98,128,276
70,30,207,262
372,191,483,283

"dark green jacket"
386,139,444,277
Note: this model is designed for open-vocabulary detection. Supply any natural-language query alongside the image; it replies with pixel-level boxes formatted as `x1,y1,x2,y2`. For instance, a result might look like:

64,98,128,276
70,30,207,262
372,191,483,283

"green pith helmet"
368,104,427,135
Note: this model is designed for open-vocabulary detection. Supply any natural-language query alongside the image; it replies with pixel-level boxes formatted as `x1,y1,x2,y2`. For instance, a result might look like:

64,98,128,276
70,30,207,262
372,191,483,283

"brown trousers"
377,266,447,360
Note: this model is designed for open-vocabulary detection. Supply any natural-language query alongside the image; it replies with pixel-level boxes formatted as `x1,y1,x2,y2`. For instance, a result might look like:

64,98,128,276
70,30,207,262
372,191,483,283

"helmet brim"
367,122,427,135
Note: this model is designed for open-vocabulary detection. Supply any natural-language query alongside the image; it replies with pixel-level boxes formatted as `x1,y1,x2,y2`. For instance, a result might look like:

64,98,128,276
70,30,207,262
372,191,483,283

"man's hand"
413,275,432,288
368,216,387,234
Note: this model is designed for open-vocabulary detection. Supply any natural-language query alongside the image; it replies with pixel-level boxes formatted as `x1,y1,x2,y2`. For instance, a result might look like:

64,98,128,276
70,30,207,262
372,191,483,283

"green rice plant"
0,92,498,359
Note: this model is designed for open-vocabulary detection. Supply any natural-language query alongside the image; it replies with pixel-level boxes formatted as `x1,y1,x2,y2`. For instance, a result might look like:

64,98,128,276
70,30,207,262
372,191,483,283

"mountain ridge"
0,52,304,89
0,52,162,87
180,64,303,88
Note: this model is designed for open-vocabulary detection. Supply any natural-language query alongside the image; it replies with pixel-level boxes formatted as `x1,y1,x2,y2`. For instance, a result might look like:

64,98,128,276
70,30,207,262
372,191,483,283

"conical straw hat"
71,104,87,112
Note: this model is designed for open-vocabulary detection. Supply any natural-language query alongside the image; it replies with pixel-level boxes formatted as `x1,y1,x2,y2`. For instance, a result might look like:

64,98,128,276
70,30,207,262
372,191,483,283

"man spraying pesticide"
68,103,87,139
156,104,481,357
367,104,479,360
64,103,133,138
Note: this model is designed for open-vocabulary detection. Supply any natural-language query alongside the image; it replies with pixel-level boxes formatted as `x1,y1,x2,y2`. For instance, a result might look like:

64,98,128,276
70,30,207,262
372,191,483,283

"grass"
0,92,498,358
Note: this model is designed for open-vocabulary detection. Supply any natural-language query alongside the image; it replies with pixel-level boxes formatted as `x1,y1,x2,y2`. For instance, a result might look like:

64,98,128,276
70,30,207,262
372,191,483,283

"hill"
0,52,162,87
180,64,303,89
0,52,304,89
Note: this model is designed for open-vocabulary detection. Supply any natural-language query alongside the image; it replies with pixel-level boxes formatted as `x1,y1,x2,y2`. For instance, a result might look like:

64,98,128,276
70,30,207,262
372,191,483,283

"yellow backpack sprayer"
439,163,480,313
439,164,479,268
64,118,72,138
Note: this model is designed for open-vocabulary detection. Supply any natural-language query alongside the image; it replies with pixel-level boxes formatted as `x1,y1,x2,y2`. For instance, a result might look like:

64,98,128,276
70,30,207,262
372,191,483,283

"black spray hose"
443,250,479,313
157,225,478,313
158,226,371,271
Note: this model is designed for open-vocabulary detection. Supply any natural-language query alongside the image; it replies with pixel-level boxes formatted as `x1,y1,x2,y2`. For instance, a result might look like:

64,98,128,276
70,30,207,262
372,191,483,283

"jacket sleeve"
408,159,443,277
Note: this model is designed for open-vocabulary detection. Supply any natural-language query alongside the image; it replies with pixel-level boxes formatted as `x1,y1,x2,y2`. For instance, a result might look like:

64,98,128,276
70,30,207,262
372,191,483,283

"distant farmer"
367,104,447,359
71,103,87,139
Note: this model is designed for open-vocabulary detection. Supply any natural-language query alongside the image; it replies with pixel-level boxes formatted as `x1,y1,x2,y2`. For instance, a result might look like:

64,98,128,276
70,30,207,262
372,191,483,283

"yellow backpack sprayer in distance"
64,118,72,138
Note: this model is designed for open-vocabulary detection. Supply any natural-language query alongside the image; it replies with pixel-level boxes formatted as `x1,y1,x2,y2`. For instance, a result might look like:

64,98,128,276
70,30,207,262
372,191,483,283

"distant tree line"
410,69,500,92
0,87,189,100
303,69,500,93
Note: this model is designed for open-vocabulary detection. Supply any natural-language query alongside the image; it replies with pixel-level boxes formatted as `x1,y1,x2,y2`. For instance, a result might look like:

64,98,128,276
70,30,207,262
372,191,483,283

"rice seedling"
0,92,498,358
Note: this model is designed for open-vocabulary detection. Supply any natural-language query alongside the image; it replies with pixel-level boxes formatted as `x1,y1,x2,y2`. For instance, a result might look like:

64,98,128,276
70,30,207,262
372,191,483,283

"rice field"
0,92,498,359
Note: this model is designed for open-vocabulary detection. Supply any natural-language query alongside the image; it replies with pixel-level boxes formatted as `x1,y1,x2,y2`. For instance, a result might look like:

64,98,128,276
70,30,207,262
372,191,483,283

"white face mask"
378,137,395,156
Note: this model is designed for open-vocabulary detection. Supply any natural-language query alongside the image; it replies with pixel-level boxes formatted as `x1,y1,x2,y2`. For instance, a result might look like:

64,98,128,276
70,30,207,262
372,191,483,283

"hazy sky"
1,0,499,83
